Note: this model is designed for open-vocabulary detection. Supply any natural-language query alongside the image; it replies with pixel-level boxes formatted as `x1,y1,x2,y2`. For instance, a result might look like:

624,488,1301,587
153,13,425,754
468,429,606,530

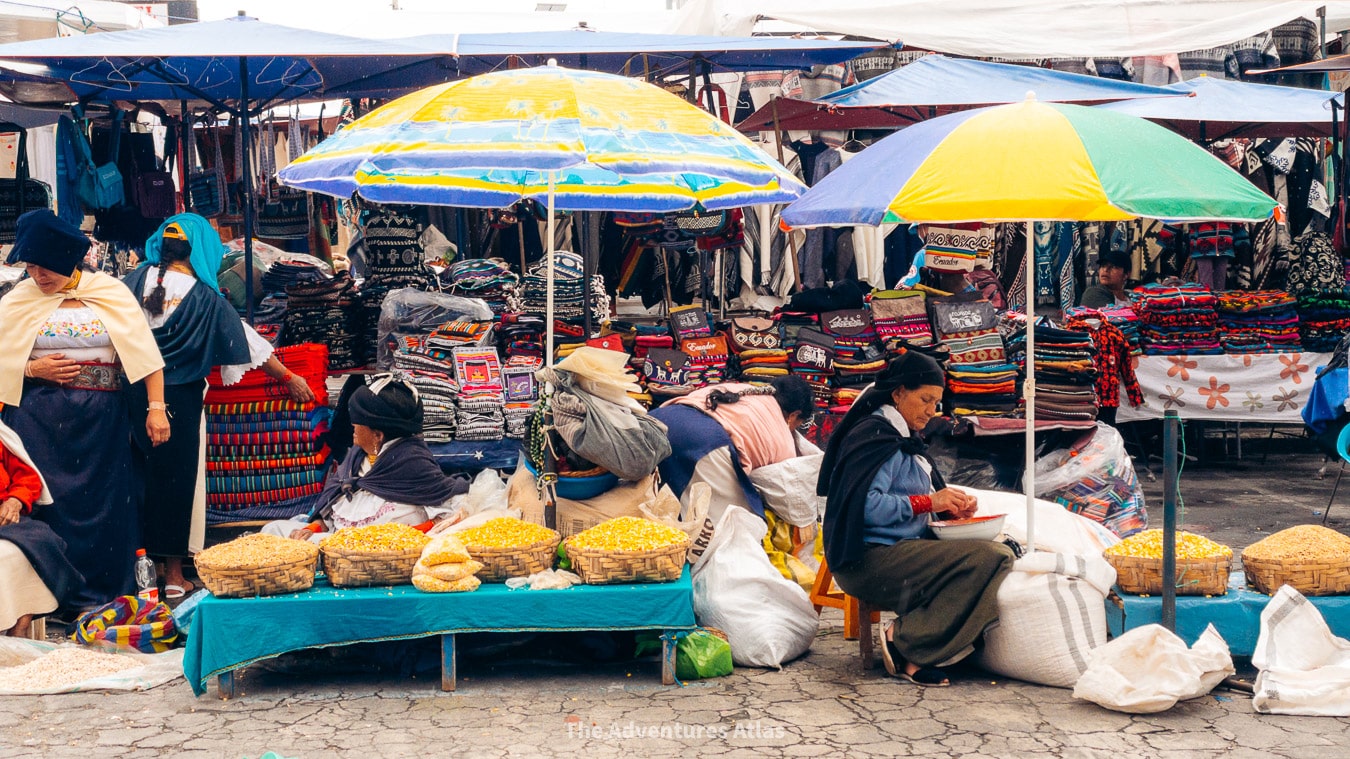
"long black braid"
143,235,193,317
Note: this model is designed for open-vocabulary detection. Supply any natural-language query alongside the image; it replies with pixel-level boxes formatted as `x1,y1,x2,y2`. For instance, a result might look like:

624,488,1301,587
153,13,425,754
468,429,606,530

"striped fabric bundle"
1215,290,1301,353
204,398,331,523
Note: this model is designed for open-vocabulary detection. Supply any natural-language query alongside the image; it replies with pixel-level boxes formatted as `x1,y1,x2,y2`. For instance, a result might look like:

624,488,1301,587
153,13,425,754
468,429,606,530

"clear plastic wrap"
1033,422,1147,537
375,287,494,369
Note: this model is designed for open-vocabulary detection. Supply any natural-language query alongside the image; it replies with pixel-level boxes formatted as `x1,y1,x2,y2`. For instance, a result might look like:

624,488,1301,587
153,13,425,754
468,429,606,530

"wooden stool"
810,559,882,672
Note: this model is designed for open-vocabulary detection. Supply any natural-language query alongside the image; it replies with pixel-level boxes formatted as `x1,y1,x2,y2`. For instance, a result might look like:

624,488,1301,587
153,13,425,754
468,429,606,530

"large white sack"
977,551,1116,687
954,485,1121,556
692,507,818,668
747,452,825,528
0,638,184,695
1072,624,1234,714
1252,585,1350,716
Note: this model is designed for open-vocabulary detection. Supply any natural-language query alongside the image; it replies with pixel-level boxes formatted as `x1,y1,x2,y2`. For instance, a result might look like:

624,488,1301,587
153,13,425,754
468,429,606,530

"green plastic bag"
676,629,733,681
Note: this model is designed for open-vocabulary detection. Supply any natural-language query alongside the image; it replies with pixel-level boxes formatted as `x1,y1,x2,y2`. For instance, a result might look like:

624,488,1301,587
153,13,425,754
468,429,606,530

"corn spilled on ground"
1244,525,1350,562
569,516,688,552
457,517,559,549
197,533,317,569
1104,529,1232,560
322,523,430,553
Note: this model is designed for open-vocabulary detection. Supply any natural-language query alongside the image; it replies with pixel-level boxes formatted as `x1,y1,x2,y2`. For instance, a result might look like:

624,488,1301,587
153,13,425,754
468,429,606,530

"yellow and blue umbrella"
781,97,1279,228
278,64,805,212
782,96,1278,555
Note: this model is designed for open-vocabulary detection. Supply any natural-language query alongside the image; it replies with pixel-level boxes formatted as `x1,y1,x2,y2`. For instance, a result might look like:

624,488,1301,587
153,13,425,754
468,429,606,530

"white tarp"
673,0,1350,59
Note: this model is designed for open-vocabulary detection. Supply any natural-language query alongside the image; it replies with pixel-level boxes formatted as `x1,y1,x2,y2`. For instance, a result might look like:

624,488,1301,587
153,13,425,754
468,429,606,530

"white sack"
977,551,1116,688
0,638,184,695
747,452,825,528
956,486,1121,556
692,507,817,668
1252,585,1350,716
1072,624,1234,714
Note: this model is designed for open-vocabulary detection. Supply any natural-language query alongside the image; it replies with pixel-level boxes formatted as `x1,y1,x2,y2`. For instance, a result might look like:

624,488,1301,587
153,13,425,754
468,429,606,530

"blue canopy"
1096,77,1344,139
738,54,1181,132
433,30,888,75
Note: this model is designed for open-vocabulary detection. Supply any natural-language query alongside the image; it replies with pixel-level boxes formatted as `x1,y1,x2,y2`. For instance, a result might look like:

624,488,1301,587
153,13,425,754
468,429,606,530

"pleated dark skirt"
128,379,205,558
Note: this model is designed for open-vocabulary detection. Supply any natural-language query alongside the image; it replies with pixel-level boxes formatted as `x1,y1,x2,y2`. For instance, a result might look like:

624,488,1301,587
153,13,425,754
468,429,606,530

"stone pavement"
4,442,1349,758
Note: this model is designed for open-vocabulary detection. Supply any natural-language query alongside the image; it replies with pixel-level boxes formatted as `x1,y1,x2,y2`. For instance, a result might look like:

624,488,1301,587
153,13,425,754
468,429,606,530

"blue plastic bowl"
522,458,619,500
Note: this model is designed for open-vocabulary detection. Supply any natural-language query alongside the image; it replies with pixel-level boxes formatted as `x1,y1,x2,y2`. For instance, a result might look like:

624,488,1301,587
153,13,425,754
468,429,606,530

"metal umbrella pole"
238,57,256,325
1024,220,1037,554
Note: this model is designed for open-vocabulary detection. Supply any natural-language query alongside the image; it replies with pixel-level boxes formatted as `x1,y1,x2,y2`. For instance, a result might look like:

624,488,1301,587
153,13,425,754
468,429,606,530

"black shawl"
311,436,470,519
123,266,252,386
0,517,84,606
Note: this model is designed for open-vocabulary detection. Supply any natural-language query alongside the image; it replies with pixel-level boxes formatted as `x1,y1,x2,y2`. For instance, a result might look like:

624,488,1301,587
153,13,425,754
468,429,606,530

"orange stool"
810,559,882,672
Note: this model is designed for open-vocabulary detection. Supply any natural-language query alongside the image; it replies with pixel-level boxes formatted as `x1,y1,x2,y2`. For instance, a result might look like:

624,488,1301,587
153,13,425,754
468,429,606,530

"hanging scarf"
0,272,164,407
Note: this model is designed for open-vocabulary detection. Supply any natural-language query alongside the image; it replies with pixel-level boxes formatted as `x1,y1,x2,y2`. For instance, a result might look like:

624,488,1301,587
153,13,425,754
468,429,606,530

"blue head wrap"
142,213,224,292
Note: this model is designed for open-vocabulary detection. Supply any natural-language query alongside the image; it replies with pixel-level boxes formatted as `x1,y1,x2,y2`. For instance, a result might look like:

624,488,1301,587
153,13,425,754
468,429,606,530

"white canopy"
673,0,1350,58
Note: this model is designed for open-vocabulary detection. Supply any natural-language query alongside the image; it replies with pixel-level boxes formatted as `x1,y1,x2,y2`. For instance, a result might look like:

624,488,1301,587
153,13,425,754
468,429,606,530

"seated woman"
262,376,470,542
0,419,82,636
651,375,815,522
818,350,1014,687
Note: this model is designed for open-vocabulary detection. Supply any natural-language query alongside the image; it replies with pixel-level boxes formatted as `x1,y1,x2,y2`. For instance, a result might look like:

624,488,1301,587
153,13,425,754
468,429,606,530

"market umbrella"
1096,77,1344,140
781,96,1279,551
279,63,806,363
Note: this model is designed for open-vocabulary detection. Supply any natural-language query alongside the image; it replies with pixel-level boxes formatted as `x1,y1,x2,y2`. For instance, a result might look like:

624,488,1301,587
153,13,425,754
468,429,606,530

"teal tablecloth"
184,567,695,695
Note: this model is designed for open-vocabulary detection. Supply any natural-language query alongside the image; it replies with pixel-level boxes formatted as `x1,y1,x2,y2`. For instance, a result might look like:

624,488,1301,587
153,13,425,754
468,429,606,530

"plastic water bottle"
134,549,159,604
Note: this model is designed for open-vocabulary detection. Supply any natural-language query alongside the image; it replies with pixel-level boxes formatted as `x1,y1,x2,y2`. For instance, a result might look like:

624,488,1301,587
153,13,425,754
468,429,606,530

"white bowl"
929,514,1006,541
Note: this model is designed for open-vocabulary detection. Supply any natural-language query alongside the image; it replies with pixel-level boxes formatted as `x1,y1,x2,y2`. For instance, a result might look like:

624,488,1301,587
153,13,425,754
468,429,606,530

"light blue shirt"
862,406,935,545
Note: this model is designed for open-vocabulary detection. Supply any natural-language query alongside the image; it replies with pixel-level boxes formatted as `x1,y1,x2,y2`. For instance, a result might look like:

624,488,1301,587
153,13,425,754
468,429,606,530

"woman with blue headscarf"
123,213,313,598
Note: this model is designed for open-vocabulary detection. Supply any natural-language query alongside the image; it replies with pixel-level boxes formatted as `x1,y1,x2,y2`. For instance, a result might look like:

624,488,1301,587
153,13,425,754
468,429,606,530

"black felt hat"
7,209,91,277
1099,250,1133,272
348,376,423,438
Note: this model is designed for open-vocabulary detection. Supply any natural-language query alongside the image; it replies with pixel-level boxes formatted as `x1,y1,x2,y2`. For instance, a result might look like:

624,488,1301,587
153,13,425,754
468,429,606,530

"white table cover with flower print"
1115,352,1331,424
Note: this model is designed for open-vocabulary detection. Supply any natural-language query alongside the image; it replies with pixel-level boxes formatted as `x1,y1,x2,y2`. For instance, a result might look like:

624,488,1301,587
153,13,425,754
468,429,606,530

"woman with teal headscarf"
123,213,314,598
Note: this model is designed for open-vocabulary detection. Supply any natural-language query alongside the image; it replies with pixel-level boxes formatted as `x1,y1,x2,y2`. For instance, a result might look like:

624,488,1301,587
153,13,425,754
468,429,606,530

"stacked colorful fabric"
446,258,519,315
1063,304,1141,355
737,349,791,381
360,207,442,368
514,251,609,323
391,350,459,443
282,273,363,370
938,327,1020,417
260,260,327,294
1007,325,1099,422
820,312,885,388
500,313,546,366
1215,290,1301,353
1130,283,1222,355
453,346,506,442
203,399,331,523
1297,292,1350,352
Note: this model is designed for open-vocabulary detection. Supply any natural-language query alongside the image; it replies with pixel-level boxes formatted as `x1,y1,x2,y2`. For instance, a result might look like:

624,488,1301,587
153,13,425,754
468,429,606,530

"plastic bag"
0,637,184,695
412,574,481,593
420,533,473,565
376,287,494,370
692,507,818,669
1252,585,1350,716
550,349,645,414
677,629,734,680
465,468,509,515
747,453,825,528
1072,624,1233,713
223,238,333,276
504,569,582,591
1034,422,1147,538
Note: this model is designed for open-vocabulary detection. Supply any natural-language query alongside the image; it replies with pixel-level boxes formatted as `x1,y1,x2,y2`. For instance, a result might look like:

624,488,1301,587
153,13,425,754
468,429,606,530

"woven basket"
197,550,318,598
1241,554,1350,596
1105,553,1230,596
466,536,561,582
565,537,689,585
322,545,423,588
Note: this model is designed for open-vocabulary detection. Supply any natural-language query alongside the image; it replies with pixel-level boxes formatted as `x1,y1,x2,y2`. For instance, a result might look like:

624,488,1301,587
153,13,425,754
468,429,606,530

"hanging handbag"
75,111,125,211
728,316,781,353
186,121,224,218
0,122,51,244
930,297,998,341
256,180,310,239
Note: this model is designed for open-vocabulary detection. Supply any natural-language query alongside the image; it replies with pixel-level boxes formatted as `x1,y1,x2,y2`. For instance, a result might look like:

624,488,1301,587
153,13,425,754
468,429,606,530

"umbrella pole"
1024,220,1037,554
546,174,557,366
238,58,256,325
544,170,558,531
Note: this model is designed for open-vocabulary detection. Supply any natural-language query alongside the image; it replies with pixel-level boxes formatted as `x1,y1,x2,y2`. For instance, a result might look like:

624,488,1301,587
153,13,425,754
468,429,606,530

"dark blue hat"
8,209,90,277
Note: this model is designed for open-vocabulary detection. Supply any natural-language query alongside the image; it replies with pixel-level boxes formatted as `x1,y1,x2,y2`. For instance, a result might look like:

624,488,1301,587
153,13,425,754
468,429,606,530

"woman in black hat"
261,376,469,542
0,209,168,610
818,350,1013,686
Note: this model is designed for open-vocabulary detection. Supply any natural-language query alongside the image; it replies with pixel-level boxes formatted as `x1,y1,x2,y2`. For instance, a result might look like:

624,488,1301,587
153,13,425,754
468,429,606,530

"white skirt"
0,539,57,630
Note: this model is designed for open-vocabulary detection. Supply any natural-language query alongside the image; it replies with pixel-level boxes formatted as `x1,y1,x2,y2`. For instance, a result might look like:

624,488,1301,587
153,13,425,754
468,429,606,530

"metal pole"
1024,220,1037,554
1162,408,1181,631
238,57,256,324
543,169,558,531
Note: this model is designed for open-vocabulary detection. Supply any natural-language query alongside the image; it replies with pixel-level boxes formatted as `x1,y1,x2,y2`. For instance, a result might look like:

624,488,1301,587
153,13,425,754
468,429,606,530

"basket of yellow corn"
320,523,432,588
1103,529,1232,596
196,533,319,598
1242,525,1350,596
456,517,561,581
564,516,690,585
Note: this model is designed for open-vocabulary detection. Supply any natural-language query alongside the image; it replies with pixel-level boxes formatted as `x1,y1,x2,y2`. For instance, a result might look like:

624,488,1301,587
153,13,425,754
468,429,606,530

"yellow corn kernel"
1243,525,1350,562
321,523,431,553
569,516,688,552
1104,529,1232,560
457,517,559,549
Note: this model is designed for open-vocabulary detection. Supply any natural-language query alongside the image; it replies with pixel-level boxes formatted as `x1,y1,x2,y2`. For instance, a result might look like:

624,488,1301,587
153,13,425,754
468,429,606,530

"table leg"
661,632,676,686
217,670,235,700
441,633,457,692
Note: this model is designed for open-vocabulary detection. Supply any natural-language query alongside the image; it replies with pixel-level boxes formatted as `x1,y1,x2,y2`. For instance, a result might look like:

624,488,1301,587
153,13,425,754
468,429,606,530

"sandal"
879,621,902,677
163,583,193,600
899,665,951,687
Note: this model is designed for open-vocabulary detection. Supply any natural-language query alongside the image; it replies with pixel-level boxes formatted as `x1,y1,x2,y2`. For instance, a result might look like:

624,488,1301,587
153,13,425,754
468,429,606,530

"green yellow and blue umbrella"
780,96,1279,227
278,64,805,212
781,96,1278,555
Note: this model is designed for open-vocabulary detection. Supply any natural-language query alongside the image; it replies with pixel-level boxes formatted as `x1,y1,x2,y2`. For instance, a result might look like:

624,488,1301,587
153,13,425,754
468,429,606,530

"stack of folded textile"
282,273,363,370
632,324,676,392
500,313,546,366
1297,292,1350,352
942,327,1020,417
821,311,886,389
261,260,327,294
360,206,442,366
737,349,790,381
391,350,459,444
515,251,609,325
446,258,519,315
551,321,590,361
1131,283,1222,355
832,387,862,408
453,347,506,442
202,345,332,524
1215,290,1301,353
1008,325,1099,422
1063,304,1141,355
774,312,819,351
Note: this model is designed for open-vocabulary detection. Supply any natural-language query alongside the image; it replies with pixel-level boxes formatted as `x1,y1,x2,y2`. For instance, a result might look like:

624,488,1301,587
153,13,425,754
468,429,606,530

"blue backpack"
72,111,125,211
